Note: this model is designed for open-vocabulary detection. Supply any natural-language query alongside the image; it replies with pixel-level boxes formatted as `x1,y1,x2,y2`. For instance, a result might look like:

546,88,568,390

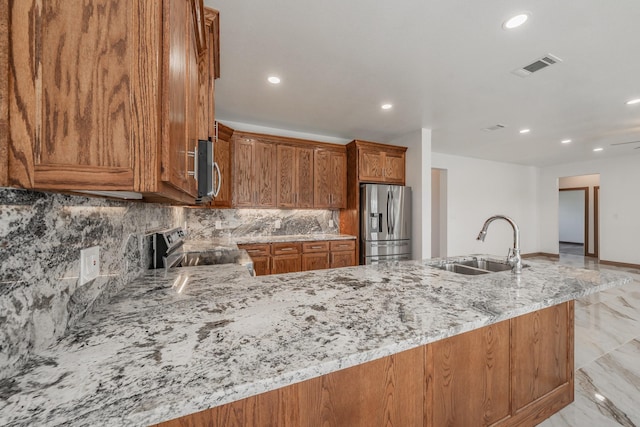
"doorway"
559,188,588,255
558,174,600,258
431,168,447,258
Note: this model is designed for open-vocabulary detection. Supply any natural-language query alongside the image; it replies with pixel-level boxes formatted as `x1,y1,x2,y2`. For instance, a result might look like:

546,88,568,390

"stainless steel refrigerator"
360,184,412,265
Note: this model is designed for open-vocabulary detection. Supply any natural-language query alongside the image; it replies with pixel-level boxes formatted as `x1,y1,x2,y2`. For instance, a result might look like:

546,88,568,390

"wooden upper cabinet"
277,145,314,208
7,0,215,204
233,134,276,208
209,122,232,208
314,149,346,209
352,140,407,185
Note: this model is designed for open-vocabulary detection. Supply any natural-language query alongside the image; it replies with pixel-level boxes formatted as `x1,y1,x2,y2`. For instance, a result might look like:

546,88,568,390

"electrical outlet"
329,219,335,228
215,220,222,229
80,246,100,286
274,220,282,229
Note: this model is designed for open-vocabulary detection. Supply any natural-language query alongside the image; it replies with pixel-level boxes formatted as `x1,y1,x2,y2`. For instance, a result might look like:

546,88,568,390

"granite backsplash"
186,208,339,240
0,188,184,379
0,188,344,380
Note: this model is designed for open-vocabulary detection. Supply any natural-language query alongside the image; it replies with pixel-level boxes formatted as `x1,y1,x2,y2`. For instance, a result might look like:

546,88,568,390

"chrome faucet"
476,215,523,274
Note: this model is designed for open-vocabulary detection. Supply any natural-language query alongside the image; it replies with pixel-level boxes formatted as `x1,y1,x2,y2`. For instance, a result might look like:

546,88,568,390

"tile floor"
537,253,640,426
559,242,586,256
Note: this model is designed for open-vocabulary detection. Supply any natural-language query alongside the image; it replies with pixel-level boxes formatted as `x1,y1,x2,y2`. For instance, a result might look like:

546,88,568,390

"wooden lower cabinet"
428,321,511,426
242,240,356,276
238,244,270,276
156,302,574,427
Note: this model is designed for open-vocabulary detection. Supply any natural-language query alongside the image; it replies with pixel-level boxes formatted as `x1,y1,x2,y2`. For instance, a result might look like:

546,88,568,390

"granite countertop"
233,233,356,244
180,234,356,250
0,256,631,426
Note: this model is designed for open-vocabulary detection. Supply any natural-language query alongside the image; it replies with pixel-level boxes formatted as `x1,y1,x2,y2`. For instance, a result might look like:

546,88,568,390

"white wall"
538,153,640,264
431,153,539,257
558,190,585,243
558,174,600,255
390,129,432,260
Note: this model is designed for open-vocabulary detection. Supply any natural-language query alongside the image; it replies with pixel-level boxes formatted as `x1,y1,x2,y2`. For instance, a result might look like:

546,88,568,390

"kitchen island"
0,257,631,426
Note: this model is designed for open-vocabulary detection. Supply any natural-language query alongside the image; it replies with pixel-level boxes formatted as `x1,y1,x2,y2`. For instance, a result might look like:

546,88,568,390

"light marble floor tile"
539,257,640,427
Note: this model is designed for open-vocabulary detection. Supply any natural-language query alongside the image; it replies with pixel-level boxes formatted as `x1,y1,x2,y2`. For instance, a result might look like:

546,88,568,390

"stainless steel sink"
431,258,528,275
457,259,513,272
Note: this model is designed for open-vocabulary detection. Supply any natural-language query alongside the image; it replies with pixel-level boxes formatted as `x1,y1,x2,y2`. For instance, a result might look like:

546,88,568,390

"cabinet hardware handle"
281,248,294,251
187,147,198,180
310,246,323,249
247,249,260,253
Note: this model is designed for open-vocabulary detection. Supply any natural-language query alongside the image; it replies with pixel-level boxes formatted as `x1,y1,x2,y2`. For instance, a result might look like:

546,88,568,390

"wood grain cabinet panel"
330,251,356,269
358,149,385,182
511,302,573,413
8,0,213,204
302,253,330,271
272,254,301,275
428,320,511,427
314,149,346,209
233,135,277,208
383,151,405,183
238,244,271,276
276,145,315,208
209,122,232,207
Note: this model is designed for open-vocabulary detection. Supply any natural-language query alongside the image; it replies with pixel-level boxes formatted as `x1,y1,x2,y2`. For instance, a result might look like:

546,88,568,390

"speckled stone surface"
0,187,184,380
0,256,631,426
186,208,340,240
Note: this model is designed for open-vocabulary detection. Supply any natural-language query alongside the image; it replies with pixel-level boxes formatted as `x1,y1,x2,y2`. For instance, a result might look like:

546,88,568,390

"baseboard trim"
599,259,640,270
522,252,560,259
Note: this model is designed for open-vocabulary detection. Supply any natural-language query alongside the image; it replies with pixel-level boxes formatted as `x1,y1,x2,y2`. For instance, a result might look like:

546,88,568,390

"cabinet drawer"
302,241,330,253
272,242,301,255
238,243,270,257
330,240,356,251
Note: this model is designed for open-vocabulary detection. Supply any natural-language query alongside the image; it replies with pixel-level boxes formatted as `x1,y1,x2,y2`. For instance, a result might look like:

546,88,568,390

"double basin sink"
431,257,527,275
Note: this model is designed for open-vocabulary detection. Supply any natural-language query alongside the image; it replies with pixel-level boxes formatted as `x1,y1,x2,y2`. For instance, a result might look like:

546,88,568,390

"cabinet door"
9,0,140,190
330,151,347,208
313,149,332,208
254,141,277,207
277,145,296,208
211,136,232,207
358,149,384,182
233,138,254,207
302,253,330,271
429,320,511,427
384,151,405,184
511,302,573,412
162,0,196,196
252,256,271,276
297,147,315,208
272,254,301,275
330,251,356,269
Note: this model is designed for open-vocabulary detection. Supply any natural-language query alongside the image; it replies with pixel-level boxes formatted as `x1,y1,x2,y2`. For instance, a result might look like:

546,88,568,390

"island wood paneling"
511,301,573,412
153,302,573,426
0,0,8,187
427,321,511,427
155,345,425,427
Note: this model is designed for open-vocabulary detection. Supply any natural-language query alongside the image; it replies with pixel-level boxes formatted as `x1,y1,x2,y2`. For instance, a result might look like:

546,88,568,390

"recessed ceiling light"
561,139,572,144
519,129,530,134
503,13,529,30
593,147,603,152
381,103,393,110
626,98,640,105
267,76,281,84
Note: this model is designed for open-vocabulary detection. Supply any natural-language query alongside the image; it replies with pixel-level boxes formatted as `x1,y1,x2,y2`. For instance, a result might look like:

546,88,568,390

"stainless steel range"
150,227,253,273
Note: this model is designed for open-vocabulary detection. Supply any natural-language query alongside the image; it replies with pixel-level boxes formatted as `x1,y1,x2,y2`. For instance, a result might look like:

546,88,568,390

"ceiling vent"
482,124,506,132
512,54,563,78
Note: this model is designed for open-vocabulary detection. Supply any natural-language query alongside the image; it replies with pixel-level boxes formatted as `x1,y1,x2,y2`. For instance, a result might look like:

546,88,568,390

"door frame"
594,186,600,258
559,187,589,256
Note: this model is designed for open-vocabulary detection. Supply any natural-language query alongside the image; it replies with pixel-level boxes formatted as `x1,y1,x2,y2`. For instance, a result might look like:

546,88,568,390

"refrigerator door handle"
378,213,383,232
386,190,391,234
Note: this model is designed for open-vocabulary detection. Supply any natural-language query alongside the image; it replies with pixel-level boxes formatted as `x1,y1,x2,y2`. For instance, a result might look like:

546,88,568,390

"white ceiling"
205,0,640,166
